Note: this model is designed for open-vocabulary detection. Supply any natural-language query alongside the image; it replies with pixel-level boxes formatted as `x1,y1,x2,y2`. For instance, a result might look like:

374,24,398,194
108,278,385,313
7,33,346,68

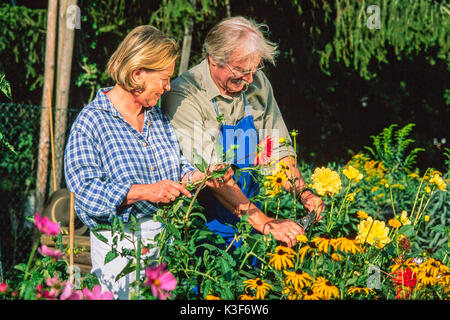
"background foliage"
1,0,448,171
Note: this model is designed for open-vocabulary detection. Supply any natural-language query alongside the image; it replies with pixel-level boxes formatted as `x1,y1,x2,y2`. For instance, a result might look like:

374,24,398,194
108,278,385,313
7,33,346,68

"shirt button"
142,142,147,147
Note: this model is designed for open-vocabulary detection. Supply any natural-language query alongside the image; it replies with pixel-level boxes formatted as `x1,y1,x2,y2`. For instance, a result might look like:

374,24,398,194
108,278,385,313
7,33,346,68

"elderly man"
162,16,324,247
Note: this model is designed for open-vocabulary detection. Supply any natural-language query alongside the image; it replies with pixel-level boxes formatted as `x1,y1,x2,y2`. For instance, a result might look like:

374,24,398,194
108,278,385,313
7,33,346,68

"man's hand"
300,190,325,222
261,218,305,248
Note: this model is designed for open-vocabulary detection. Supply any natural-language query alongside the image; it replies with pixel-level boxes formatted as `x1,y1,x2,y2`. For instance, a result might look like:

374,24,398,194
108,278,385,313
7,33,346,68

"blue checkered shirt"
64,88,196,229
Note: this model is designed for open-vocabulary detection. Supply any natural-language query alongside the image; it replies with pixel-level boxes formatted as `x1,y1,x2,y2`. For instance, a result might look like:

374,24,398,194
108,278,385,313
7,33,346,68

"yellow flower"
296,234,308,243
347,286,375,296
419,258,449,278
267,246,297,270
239,293,257,300
205,295,221,300
298,244,315,263
388,218,402,229
312,277,339,300
356,211,369,219
312,236,333,254
311,167,342,197
331,253,344,262
301,289,320,300
243,278,272,300
356,217,391,249
429,173,447,191
281,287,302,300
333,237,363,254
424,186,431,194
278,137,286,144
389,257,418,273
343,165,363,183
346,192,356,202
424,215,430,222
284,270,313,291
399,211,411,225
265,170,287,197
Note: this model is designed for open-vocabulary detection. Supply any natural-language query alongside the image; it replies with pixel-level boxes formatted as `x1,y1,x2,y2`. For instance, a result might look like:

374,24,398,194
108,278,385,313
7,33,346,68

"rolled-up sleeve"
64,128,132,228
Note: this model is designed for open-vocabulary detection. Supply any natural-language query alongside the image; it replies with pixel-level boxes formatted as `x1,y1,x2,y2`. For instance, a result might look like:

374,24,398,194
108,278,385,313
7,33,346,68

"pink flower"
34,213,60,236
144,263,177,300
38,245,63,260
60,282,83,300
254,136,273,165
0,282,8,294
82,285,114,300
43,277,63,299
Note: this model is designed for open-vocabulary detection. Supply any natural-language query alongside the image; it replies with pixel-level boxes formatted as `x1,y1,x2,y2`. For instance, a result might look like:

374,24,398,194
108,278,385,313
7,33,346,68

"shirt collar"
199,59,224,102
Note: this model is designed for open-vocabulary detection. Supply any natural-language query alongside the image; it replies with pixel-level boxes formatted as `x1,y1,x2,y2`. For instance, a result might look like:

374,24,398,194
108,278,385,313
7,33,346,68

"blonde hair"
203,16,278,66
107,25,179,92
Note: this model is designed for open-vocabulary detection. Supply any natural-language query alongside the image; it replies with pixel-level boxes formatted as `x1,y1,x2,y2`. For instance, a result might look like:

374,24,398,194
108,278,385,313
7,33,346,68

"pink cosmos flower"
60,282,83,300
34,213,60,236
144,263,177,300
0,282,8,293
82,285,114,300
38,245,63,260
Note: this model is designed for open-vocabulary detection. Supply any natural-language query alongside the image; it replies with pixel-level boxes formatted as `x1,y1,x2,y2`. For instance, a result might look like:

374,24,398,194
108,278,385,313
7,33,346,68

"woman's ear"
131,68,145,93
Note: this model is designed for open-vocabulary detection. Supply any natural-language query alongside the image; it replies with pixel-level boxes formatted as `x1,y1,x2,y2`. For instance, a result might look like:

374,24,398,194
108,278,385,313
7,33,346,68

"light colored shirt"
64,87,195,229
162,59,294,166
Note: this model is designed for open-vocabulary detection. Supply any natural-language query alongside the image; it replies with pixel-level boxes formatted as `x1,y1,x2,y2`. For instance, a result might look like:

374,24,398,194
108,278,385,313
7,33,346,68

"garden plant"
2,123,447,300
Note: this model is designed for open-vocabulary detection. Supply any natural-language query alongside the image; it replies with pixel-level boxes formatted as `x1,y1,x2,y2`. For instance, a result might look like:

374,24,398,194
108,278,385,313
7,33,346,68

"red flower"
391,267,417,299
254,136,273,165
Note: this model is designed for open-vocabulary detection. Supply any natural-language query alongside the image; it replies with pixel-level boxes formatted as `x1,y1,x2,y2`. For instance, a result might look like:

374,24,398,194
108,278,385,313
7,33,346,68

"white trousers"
89,217,162,300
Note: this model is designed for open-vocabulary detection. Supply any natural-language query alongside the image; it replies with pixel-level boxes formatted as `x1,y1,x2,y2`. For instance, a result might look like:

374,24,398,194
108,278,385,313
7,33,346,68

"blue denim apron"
198,93,260,248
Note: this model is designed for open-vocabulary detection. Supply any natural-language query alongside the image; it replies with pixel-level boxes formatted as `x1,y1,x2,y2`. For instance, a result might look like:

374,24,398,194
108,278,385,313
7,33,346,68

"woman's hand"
123,180,192,206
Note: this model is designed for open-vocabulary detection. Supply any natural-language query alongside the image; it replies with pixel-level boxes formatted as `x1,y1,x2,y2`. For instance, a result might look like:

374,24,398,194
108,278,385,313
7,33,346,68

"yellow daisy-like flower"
331,253,344,262
301,289,320,300
429,173,447,192
312,236,333,254
347,286,375,296
284,270,314,291
416,271,437,289
356,217,391,249
399,210,411,226
239,293,257,300
311,167,342,197
388,218,402,229
243,278,272,300
298,244,315,263
419,258,449,278
265,171,287,196
333,237,363,254
281,287,302,300
296,234,308,243
388,257,418,273
343,165,363,183
311,277,339,300
356,211,369,219
267,246,297,270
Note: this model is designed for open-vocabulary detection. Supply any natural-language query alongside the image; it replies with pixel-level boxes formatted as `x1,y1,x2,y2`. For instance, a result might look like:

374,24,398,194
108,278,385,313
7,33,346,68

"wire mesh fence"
0,102,80,279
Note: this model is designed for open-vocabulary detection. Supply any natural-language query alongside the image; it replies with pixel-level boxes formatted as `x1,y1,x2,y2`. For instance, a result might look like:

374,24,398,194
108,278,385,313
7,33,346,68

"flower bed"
1,124,448,300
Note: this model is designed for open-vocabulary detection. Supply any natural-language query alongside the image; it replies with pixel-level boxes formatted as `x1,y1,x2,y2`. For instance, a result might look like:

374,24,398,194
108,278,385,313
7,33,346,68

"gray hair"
203,16,278,66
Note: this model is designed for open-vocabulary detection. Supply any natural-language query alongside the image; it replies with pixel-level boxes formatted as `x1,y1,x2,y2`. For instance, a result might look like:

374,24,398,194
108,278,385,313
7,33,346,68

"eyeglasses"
225,62,264,78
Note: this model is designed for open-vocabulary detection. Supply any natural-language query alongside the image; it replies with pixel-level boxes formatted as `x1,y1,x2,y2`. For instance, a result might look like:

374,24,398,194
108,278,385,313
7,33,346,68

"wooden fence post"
36,0,58,214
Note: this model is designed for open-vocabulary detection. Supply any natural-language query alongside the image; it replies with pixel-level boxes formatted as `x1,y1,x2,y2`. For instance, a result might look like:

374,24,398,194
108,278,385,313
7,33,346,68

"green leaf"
104,249,119,264
92,230,108,244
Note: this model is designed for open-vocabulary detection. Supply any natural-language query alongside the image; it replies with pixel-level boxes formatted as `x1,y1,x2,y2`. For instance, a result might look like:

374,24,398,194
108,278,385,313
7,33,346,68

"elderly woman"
64,25,227,299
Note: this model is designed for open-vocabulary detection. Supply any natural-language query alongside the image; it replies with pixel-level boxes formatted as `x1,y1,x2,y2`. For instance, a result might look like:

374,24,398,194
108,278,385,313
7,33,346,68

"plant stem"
23,237,40,281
